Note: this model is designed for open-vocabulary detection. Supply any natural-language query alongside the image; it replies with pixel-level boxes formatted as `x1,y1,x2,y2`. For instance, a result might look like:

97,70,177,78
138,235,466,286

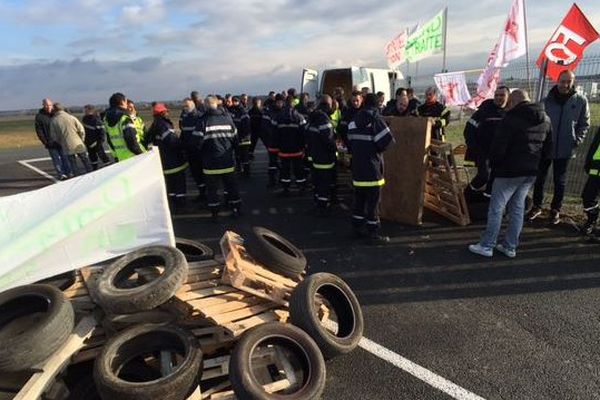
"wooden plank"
14,316,97,400
201,297,268,318
176,285,237,302
424,193,461,216
424,202,469,226
211,303,278,325
187,291,250,309
380,116,431,226
176,280,222,295
201,381,232,400
222,312,280,336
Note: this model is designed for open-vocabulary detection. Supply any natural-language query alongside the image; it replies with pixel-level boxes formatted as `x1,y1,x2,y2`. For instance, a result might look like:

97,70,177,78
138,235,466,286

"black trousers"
470,154,490,191
279,157,306,189
236,144,252,175
188,156,206,194
86,142,110,169
533,158,570,211
582,175,600,212
165,171,187,197
268,152,279,182
313,168,336,208
250,130,261,154
352,186,381,233
205,172,241,211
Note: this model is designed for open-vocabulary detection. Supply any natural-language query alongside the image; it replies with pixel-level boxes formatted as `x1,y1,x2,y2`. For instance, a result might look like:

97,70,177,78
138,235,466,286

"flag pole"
523,0,532,95
442,6,448,72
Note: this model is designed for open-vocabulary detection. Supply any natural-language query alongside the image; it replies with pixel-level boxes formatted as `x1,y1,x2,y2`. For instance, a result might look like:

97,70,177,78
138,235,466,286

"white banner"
434,71,472,106
405,8,446,63
384,29,409,69
0,149,175,292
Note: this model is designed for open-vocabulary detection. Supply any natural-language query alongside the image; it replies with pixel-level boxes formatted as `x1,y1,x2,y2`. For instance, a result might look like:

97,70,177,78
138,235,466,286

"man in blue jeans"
469,90,553,258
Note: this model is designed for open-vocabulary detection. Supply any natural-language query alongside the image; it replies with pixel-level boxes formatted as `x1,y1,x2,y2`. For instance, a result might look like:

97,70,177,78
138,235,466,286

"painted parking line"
17,157,57,183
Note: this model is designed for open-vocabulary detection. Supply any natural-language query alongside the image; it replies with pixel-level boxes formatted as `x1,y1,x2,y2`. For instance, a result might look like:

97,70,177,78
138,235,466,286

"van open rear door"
301,68,319,99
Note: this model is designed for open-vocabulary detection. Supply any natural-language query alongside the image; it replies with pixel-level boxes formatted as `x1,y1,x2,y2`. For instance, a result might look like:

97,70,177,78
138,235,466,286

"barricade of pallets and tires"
0,227,364,400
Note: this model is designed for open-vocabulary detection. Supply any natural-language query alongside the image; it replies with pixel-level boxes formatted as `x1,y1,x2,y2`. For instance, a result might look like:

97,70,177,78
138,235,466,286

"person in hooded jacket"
347,93,394,244
103,93,145,162
179,97,206,203
193,96,242,219
230,96,252,177
274,95,307,196
469,90,553,258
148,103,188,212
82,104,111,170
306,95,337,215
528,70,590,225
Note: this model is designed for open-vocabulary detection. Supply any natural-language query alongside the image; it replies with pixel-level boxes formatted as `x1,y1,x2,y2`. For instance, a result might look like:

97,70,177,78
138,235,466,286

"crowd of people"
33,70,600,249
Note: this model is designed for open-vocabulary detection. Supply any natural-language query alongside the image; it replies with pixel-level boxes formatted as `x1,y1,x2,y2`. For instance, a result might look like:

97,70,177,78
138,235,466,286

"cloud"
121,0,167,25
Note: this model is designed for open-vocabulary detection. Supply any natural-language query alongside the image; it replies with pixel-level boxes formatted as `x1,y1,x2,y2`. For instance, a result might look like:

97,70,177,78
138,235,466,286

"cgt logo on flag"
537,3,600,82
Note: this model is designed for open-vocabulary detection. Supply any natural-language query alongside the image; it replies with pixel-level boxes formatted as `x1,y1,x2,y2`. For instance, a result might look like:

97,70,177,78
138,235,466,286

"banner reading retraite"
405,8,446,63
0,149,175,292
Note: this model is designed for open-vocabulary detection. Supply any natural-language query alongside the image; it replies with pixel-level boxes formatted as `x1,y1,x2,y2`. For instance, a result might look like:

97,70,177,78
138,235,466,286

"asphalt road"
2,146,600,400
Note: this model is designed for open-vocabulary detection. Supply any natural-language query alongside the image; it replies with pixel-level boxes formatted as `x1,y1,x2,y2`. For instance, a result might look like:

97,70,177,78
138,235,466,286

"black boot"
582,209,598,236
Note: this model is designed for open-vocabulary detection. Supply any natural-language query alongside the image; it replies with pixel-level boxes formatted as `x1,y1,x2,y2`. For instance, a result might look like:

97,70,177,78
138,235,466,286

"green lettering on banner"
0,174,139,290
406,9,446,63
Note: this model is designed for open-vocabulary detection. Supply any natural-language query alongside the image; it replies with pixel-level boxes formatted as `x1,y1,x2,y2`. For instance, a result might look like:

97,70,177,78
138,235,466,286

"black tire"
93,324,203,400
96,246,188,314
0,284,75,372
229,322,326,400
289,272,364,359
244,227,307,278
175,238,214,262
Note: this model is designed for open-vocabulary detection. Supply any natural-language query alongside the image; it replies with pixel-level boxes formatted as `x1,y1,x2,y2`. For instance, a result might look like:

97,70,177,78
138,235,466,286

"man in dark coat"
469,90,553,258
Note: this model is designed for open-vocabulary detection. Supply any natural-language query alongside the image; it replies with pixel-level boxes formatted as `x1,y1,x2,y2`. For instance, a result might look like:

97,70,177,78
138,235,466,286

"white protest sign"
0,149,175,292
434,71,472,106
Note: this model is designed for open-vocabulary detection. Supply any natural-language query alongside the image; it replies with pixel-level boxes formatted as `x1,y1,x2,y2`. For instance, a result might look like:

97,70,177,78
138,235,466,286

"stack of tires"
227,227,365,400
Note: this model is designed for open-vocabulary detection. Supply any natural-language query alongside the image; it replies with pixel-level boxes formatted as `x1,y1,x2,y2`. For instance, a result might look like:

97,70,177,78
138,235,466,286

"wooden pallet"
0,315,98,400
425,140,471,226
219,231,301,307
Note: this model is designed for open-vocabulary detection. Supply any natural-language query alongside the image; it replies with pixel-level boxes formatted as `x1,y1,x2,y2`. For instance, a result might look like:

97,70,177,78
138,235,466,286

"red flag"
537,3,600,82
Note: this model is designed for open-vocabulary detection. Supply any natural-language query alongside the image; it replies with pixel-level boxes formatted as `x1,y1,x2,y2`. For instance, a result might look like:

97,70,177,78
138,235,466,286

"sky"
0,0,599,111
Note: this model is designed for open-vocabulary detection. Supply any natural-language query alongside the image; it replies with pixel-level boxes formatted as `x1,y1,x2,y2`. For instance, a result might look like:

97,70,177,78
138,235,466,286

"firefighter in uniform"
274,95,307,196
147,103,188,212
415,87,450,141
82,104,110,170
261,94,286,187
463,86,509,196
347,93,394,244
306,95,337,215
193,96,242,219
230,96,252,177
180,97,206,203
248,97,263,159
582,127,600,240
103,92,145,162
339,90,364,147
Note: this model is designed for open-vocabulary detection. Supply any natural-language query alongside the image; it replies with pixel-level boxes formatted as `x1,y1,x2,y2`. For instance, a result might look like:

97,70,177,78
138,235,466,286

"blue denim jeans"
480,176,536,251
48,148,71,177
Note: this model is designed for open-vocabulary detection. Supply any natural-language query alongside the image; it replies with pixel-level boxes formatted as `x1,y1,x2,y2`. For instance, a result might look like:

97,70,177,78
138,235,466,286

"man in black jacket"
248,97,263,159
35,98,70,179
82,104,110,170
180,97,205,203
230,96,252,177
306,95,337,215
148,103,188,213
415,87,450,140
469,90,552,258
193,96,242,219
463,86,510,194
348,93,395,244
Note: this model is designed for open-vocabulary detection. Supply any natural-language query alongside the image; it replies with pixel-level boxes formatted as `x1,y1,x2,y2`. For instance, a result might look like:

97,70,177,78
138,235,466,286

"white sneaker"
468,243,493,257
496,244,516,258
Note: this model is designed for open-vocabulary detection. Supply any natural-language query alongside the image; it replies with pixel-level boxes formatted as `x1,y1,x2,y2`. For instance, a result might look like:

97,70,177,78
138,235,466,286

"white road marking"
325,320,486,400
17,159,57,183
358,337,486,400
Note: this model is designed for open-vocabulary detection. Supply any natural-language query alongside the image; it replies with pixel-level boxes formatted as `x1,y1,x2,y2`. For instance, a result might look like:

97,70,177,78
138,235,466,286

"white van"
301,66,405,102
